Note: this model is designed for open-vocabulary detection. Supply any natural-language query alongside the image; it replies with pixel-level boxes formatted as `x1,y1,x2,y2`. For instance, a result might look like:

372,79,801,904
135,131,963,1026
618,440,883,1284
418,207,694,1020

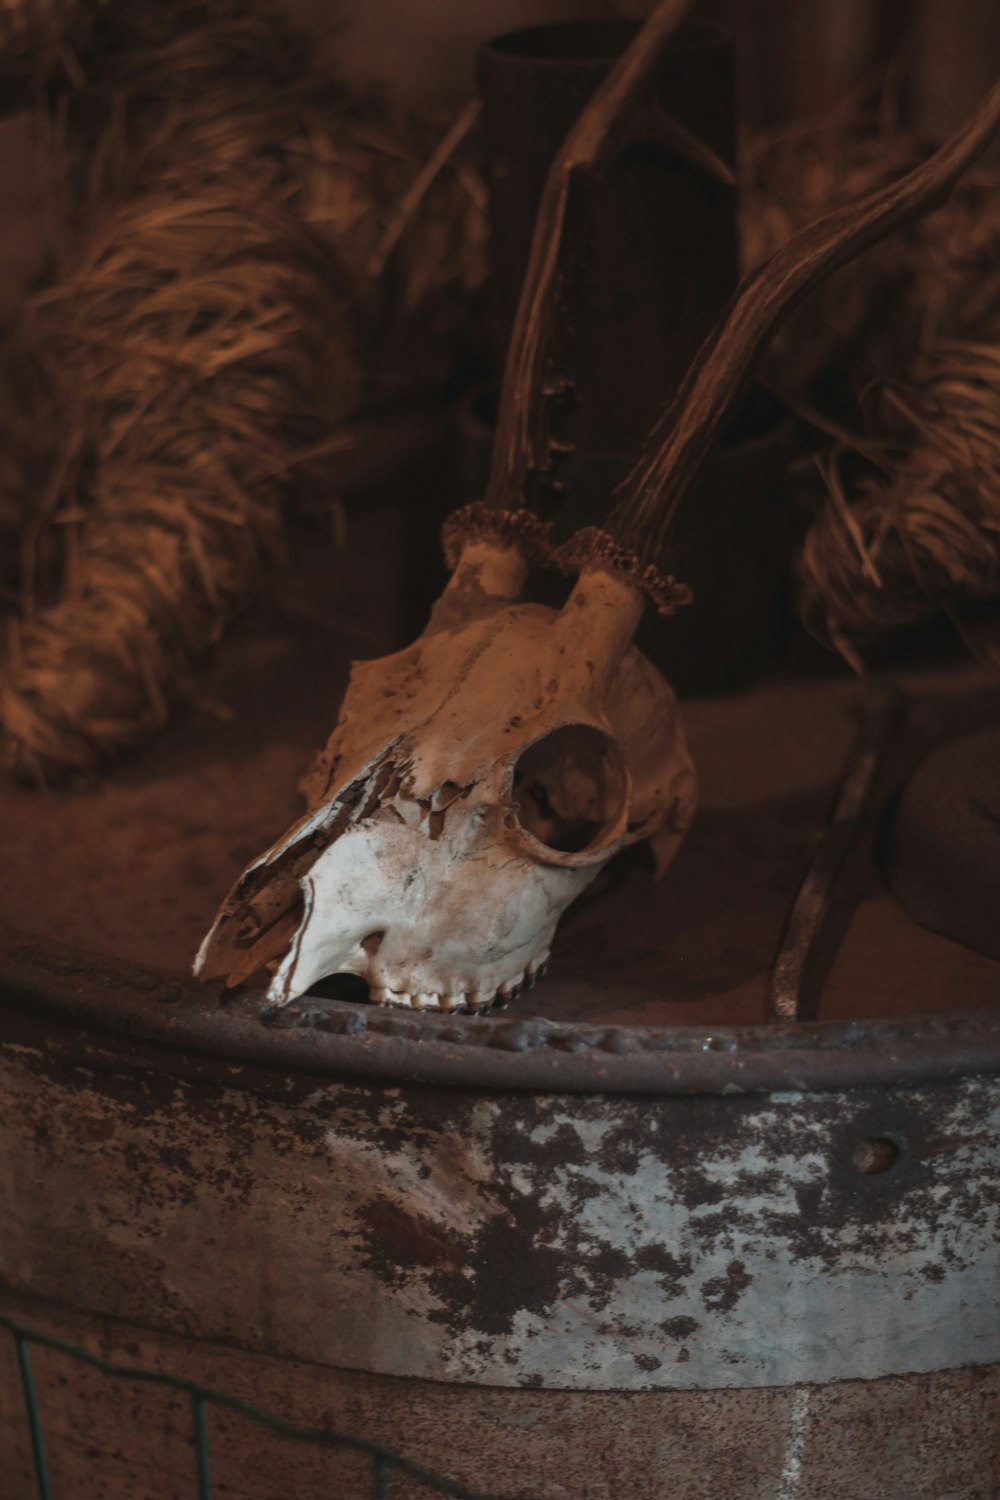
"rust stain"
701,1260,753,1315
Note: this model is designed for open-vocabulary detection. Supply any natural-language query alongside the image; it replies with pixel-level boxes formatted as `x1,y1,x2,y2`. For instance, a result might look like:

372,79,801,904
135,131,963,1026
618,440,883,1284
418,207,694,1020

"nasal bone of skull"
264,880,366,1000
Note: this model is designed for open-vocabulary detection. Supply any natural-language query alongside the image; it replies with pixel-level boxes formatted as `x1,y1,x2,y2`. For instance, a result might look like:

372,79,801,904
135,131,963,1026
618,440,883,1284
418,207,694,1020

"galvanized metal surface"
2,947,998,1394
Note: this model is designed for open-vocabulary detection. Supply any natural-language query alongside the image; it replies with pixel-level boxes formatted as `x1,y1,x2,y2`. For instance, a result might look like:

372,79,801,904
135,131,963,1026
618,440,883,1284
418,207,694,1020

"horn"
441,0,697,575
553,72,1000,673
484,0,696,515
596,75,1000,583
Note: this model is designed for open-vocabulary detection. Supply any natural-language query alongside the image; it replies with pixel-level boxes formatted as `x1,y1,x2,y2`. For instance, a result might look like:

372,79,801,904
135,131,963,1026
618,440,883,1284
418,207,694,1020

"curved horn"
484,0,695,514
603,76,1000,575
441,0,695,595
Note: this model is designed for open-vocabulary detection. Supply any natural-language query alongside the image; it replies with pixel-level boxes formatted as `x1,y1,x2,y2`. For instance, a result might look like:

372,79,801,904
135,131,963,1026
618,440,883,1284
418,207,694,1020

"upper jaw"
368,950,550,1013
266,948,551,1014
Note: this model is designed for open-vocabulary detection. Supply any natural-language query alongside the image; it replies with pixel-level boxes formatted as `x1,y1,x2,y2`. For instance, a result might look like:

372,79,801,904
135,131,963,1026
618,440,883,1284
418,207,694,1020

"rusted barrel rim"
2,925,998,1096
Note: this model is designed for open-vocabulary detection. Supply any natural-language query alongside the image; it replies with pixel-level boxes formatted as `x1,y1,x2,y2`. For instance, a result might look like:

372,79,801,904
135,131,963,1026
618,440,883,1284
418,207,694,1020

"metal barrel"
2,931,999,1498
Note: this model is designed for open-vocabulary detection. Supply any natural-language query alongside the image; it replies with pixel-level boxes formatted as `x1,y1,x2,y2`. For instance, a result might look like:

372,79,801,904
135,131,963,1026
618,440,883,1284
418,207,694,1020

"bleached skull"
196,541,695,1011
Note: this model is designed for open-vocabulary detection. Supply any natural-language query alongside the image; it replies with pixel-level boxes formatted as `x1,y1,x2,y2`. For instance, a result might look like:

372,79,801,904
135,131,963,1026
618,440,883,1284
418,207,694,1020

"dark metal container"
2,931,999,1498
477,19,738,448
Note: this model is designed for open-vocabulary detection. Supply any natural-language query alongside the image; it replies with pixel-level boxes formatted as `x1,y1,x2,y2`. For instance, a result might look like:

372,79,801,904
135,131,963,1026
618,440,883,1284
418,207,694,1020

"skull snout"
277,895,552,1014
263,812,571,1012
196,595,695,1014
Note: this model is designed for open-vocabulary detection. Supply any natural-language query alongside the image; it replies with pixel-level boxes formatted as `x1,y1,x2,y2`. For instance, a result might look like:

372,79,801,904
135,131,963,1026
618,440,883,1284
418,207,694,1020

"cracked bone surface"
195,540,695,1010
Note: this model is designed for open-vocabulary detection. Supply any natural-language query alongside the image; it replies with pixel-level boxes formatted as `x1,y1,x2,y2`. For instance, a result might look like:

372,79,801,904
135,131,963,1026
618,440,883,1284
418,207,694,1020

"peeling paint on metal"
2,1023,999,1393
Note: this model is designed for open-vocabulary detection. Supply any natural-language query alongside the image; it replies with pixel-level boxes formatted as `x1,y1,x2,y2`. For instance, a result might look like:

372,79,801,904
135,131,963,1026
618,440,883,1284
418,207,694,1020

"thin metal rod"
368,100,481,279
193,1395,212,1500
373,1453,393,1500
15,1334,53,1500
768,682,904,1022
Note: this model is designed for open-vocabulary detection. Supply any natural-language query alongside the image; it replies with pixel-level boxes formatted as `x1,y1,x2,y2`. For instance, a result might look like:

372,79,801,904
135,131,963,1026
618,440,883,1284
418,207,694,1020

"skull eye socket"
511,723,630,864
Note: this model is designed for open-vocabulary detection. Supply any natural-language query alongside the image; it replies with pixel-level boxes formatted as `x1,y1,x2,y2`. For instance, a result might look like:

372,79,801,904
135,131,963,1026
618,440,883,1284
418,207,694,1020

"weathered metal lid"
3,927,999,1097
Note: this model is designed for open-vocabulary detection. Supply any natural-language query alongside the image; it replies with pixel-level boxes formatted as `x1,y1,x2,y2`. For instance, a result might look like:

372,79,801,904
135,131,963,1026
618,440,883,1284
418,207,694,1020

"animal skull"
195,2,1000,1014
196,540,695,1011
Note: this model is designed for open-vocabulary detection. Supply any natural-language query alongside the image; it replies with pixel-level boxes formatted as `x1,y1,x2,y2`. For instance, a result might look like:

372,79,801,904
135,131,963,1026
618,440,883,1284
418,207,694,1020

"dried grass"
742,117,1000,381
744,118,1000,659
796,342,1000,661
0,0,93,82
0,0,485,781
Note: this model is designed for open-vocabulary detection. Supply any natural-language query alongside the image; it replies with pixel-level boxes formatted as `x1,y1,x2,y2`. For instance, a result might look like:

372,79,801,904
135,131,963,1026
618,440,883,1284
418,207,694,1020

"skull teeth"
367,960,548,1015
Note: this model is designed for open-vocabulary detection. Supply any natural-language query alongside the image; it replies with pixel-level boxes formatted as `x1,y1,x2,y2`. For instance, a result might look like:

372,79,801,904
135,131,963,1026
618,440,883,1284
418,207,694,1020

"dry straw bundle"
0,0,93,83
0,0,485,781
798,342,1000,663
744,118,1000,661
